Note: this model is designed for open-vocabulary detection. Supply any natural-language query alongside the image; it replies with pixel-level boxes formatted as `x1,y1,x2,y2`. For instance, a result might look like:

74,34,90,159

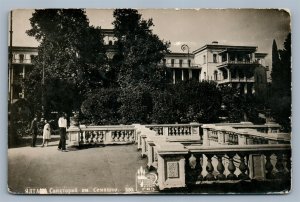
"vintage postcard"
8,9,291,194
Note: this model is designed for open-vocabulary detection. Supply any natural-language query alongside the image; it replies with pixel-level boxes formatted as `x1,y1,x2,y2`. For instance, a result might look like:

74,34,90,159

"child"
41,120,51,147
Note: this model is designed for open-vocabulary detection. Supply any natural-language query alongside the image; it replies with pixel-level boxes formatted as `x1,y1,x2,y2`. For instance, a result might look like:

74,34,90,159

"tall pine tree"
270,34,291,131
111,9,170,123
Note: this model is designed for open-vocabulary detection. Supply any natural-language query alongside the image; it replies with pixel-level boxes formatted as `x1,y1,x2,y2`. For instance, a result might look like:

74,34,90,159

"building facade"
164,41,268,96
8,33,268,103
8,46,38,103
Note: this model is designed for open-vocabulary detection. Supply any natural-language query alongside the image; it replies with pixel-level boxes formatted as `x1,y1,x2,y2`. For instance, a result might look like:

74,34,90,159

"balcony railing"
220,60,259,65
218,77,255,84
12,59,33,64
161,62,201,68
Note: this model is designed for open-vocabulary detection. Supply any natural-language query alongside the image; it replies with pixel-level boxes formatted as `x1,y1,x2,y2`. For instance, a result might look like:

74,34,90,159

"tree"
25,9,107,117
81,88,121,125
270,33,291,131
112,9,170,87
111,9,170,123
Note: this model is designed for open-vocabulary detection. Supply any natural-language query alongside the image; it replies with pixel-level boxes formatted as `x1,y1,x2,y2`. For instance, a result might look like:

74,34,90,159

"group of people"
30,113,68,152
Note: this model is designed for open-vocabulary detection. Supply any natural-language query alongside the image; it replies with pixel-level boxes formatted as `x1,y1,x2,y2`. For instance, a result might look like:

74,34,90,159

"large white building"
8,31,269,103
163,41,268,96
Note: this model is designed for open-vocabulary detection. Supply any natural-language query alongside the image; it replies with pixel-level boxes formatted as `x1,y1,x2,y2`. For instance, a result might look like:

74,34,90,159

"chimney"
212,41,218,45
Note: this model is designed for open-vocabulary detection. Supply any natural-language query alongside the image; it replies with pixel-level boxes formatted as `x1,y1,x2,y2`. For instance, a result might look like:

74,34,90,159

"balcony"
218,60,259,69
218,77,255,84
12,58,33,64
161,62,201,69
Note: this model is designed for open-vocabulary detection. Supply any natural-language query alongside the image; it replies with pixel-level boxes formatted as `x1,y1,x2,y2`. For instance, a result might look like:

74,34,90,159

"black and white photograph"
7,9,291,194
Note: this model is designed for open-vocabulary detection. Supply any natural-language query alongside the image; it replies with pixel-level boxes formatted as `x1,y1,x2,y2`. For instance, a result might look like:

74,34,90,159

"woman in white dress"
41,120,51,147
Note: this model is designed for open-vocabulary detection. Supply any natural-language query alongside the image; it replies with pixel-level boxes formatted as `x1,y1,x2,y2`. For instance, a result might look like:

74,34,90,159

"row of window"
163,59,192,67
13,54,36,63
202,54,218,64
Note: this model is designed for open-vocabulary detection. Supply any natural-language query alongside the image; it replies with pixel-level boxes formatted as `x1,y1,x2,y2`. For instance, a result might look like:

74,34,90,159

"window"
203,55,206,64
162,59,166,66
19,54,24,63
213,54,217,63
188,59,191,67
171,59,174,67
30,55,35,63
108,40,113,45
214,70,218,81
179,59,183,67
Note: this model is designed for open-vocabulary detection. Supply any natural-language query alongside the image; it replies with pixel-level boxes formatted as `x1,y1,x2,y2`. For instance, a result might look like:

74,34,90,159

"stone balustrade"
202,123,290,146
134,123,202,166
155,143,291,190
145,122,202,142
67,125,136,147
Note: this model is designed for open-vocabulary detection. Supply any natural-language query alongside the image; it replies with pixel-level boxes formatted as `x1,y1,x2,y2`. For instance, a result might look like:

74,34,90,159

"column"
182,69,184,81
172,69,175,84
227,68,231,81
11,67,14,101
22,65,25,98
189,69,192,80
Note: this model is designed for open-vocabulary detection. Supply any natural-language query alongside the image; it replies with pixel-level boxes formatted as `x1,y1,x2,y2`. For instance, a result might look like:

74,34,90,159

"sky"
10,9,291,68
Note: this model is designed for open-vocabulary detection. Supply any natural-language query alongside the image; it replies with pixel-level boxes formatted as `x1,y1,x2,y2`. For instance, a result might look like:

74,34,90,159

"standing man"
30,116,38,147
58,113,68,152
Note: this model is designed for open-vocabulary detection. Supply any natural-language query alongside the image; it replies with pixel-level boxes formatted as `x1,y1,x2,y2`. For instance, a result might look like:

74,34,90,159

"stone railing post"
202,125,210,146
156,143,188,190
238,131,248,145
163,126,168,137
133,124,142,149
147,138,155,168
190,122,200,137
141,133,147,157
217,130,225,145
67,125,82,147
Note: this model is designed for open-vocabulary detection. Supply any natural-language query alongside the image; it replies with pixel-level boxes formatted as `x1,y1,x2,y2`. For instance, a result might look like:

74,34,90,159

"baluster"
216,154,226,180
84,131,88,143
130,131,134,141
181,127,184,135
265,152,274,179
169,127,173,136
284,152,291,178
111,131,115,142
227,153,237,180
99,131,104,142
275,152,285,178
80,130,84,143
125,131,129,141
238,153,250,180
189,154,197,169
117,131,121,141
205,154,215,181
198,155,203,180
93,131,98,143
121,131,125,142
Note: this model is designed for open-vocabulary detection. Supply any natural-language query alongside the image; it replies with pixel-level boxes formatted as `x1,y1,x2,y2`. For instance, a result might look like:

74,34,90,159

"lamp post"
181,44,190,67
41,54,45,118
